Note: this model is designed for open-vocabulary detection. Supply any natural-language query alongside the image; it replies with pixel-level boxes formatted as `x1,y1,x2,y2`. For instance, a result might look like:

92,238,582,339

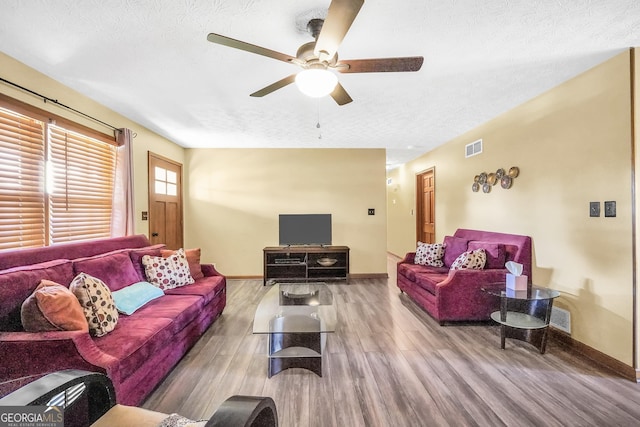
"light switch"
368,208,375,215
589,202,600,217
604,201,616,217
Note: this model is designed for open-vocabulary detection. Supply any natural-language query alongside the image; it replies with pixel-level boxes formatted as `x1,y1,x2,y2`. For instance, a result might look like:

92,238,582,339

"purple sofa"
397,229,532,324
0,235,226,406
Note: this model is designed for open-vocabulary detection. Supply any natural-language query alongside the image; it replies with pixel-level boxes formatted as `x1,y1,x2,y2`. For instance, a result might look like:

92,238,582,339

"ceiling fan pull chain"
317,99,322,139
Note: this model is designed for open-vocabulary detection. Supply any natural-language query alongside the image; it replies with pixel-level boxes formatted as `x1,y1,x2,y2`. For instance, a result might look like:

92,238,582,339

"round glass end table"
482,286,560,354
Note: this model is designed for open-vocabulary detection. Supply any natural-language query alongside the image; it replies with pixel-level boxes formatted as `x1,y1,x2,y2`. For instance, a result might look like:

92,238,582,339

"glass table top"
483,285,560,301
253,282,337,334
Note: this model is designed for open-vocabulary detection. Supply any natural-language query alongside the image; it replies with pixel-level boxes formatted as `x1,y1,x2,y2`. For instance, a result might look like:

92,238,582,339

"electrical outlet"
589,202,600,217
368,208,375,215
604,201,616,217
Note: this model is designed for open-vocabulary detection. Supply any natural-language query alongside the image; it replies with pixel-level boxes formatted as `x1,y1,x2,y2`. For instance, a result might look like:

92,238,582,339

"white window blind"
48,126,116,244
0,108,46,250
0,100,117,250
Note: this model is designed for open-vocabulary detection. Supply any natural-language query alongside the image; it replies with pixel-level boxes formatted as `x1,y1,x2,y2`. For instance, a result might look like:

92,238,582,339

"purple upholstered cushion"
164,275,226,306
129,246,164,282
0,260,75,331
443,236,469,268
468,241,506,269
73,252,140,292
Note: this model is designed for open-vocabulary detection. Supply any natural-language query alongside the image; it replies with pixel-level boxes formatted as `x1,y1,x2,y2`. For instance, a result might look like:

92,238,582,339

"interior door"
148,152,183,249
416,168,435,244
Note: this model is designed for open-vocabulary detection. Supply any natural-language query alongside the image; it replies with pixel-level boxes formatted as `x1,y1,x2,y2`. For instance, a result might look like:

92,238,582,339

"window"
0,97,117,251
154,166,177,196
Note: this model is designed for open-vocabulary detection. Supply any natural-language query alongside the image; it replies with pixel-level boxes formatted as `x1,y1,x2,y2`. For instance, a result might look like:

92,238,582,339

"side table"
483,286,560,354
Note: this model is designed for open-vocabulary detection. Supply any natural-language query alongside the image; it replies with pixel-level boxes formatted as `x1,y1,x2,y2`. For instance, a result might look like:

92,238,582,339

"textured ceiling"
1,1,639,166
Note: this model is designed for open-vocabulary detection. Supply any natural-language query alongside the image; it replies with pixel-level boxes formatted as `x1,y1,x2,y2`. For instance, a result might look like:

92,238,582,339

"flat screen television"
279,214,332,246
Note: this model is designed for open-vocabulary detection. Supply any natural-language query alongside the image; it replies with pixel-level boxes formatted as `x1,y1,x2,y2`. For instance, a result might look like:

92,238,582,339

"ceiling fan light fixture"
295,68,338,98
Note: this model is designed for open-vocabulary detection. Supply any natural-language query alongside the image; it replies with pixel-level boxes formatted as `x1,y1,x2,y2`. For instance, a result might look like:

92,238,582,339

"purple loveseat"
397,229,532,324
0,235,226,406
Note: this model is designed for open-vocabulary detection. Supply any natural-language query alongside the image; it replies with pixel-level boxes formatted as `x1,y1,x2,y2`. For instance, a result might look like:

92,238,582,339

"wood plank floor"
143,258,640,426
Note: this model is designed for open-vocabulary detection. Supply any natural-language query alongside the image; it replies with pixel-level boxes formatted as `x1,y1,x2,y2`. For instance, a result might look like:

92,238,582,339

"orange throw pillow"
160,248,204,280
21,280,89,332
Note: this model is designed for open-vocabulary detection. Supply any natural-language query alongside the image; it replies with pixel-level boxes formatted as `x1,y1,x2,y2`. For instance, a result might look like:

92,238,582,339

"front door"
416,168,435,244
148,152,183,249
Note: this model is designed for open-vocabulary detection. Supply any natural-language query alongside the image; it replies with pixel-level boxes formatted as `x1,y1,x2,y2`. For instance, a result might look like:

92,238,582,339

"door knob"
152,232,159,237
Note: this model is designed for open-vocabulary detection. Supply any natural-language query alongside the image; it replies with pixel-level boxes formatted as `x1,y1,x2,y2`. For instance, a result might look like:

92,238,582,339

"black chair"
0,370,277,427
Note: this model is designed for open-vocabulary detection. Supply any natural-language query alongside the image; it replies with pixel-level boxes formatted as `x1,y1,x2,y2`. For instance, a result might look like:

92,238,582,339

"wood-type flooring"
143,258,640,426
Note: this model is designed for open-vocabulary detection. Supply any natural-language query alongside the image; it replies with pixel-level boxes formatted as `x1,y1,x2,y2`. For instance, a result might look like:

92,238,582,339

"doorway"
416,168,436,244
148,152,183,249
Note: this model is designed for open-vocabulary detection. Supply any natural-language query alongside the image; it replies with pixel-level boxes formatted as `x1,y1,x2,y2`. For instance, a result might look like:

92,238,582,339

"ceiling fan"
206,0,423,106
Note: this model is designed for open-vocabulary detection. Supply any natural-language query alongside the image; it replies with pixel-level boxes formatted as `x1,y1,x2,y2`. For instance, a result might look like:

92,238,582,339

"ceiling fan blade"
336,56,424,73
314,0,364,62
207,33,296,64
330,83,353,106
250,74,297,97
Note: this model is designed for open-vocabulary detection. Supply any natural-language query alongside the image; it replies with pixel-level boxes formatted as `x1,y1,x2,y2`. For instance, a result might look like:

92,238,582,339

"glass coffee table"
253,282,336,377
483,286,560,354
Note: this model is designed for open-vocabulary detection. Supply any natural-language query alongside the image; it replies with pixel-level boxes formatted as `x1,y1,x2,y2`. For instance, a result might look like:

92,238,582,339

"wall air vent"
465,139,483,158
550,306,571,334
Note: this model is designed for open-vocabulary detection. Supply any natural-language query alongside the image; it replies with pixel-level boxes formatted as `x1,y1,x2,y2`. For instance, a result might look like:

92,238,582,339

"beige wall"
0,52,185,238
184,148,388,277
388,50,635,366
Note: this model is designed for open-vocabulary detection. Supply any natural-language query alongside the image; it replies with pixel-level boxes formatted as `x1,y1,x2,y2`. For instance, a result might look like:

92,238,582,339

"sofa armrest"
0,370,116,424
207,395,278,427
434,269,508,320
201,263,223,277
398,252,416,265
0,331,119,393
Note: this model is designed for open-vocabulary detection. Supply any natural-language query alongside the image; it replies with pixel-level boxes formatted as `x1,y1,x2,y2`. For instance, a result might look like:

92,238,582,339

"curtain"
110,128,135,236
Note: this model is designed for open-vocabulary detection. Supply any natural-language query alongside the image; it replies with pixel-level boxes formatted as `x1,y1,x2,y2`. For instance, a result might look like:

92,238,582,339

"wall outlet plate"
368,208,375,215
604,201,616,217
589,202,600,217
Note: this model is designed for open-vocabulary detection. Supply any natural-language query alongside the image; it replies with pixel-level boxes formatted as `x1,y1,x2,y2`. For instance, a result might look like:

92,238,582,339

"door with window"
416,168,435,244
148,152,183,249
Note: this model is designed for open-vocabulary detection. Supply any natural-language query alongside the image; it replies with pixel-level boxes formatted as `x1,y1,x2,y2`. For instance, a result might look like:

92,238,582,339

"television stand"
263,246,350,286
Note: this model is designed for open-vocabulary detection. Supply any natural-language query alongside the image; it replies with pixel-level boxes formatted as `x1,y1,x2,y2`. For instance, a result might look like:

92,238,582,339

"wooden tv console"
263,246,350,285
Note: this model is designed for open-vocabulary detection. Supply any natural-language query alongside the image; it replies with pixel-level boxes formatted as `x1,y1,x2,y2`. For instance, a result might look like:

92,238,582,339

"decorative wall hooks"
472,166,519,193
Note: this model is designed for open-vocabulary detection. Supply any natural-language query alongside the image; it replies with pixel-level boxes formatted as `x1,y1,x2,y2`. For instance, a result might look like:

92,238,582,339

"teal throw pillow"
112,281,164,315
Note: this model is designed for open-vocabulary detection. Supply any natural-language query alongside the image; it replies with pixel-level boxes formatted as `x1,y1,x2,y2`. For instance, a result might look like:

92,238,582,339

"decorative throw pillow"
450,248,487,270
158,414,207,427
160,248,204,280
142,248,195,290
443,236,470,267
69,273,118,337
21,280,89,332
467,241,506,269
414,242,444,267
112,281,165,315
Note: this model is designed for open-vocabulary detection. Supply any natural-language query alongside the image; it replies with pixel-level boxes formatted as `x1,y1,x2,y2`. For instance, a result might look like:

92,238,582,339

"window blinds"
0,103,116,250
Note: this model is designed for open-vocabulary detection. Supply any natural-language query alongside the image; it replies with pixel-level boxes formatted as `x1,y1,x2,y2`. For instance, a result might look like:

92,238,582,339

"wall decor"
471,166,519,193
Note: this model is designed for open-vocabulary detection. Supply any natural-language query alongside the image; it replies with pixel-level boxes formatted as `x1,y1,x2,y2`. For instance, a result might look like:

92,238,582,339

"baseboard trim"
228,274,388,281
348,273,389,280
549,328,637,382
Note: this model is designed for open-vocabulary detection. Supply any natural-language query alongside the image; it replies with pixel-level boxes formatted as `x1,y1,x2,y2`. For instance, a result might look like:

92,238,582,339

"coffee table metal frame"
484,286,560,354
253,282,336,377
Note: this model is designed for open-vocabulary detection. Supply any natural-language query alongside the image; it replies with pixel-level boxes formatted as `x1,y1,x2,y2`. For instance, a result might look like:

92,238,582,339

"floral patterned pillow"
450,248,487,270
142,248,195,290
69,273,118,337
414,242,445,267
